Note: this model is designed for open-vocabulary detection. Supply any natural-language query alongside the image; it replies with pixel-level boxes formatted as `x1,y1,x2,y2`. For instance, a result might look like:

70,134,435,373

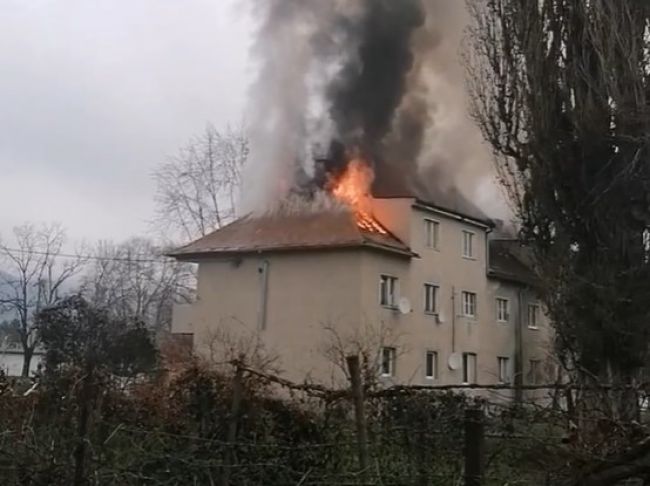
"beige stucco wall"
486,279,554,401
172,198,553,399
363,200,498,389
173,249,365,385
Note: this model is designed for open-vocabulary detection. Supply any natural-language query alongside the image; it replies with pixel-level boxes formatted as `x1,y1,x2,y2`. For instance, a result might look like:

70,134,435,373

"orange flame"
327,157,387,235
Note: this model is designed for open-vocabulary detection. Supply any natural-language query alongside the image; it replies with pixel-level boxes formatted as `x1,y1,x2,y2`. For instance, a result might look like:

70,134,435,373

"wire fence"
0,360,648,485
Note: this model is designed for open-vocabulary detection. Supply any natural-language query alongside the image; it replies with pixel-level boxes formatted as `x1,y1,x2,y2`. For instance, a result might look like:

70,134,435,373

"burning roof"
169,209,412,259
170,151,493,261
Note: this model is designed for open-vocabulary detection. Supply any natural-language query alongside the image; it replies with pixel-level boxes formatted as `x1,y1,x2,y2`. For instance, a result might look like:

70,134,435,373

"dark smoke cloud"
243,0,505,218
326,0,425,152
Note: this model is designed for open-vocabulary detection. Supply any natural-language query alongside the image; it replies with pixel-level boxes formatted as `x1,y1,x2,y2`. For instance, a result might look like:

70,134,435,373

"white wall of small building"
0,351,43,377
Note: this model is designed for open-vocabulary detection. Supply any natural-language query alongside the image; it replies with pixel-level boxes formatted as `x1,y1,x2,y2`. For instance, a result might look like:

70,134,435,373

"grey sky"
0,0,254,243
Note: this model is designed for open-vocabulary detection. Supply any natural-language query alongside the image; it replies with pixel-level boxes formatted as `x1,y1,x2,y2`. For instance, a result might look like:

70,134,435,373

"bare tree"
320,320,405,388
204,323,279,375
82,238,194,332
0,223,85,376
153,123,248,242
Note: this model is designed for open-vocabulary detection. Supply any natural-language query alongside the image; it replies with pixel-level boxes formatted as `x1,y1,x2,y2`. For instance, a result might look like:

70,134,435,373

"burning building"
168,0,552,397
169,157,552,398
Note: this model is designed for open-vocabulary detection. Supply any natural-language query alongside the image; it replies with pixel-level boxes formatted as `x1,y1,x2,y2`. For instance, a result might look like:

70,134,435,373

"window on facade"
462,291,477,318
425,351,438,380
381,347,396,377
527,304,540,329
462,230,475,258
497,357,510,383
528,359,541,384
424,284,439,314
379,275,398,308
643,229,650,264
496,298,509,322
462,352,477,384
424,219,440,249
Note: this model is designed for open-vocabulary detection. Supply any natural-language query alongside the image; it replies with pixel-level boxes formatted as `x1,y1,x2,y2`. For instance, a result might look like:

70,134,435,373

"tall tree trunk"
21,345,33,377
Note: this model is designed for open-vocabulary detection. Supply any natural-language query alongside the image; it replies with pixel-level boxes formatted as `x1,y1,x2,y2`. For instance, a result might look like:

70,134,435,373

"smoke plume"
242,0,504,217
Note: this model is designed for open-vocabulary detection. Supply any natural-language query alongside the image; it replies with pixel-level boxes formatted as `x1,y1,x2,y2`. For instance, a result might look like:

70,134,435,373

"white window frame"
496,298,509,323
424,218,440,250
497,356,510,383
462,352,477,384
425,350,438,380
527,303,540,329
461,291,477,318
381,347,396,377
462,230,475,259
379,275,398,308
424,283,439,314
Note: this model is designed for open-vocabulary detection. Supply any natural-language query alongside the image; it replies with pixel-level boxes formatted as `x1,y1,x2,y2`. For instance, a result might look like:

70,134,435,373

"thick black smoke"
244,0,502,217
315,0,429,192
327,0,425,153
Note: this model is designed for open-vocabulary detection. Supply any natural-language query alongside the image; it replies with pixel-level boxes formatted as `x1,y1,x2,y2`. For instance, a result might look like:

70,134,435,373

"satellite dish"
398,297,412,315
448,352,462,371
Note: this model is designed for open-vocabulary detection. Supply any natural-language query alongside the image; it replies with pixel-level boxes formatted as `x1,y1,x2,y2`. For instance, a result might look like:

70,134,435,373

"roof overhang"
413,199,494,229
487,269,539,288
169,241,417,262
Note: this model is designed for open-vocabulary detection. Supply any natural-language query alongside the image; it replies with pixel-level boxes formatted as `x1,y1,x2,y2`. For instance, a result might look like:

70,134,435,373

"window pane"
425,219,439,249
382,347,395,376
463,353,477,383
425,284,438,313
496,298,508,321
426,351,437,379
462,231,474,257
528,304,539,327
382,348,390,375
498,357,509,382
462,354,468,383
528,359,540,384
380,276,397,307
462,292,477,317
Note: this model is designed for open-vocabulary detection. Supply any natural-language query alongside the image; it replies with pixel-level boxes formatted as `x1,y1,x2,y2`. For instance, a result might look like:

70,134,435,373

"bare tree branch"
0,223,86,376
81,238,194,332
153,123,248,242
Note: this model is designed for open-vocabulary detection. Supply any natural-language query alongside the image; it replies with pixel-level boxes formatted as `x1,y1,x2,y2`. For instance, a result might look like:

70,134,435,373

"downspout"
257,260,270,331
514,288,524,404
485,227,492,270
451,286,456,352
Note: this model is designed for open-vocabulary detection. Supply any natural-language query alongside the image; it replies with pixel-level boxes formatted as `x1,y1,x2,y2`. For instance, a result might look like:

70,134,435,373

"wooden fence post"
220,357,245,486
346,355,369,483
464,407,485,486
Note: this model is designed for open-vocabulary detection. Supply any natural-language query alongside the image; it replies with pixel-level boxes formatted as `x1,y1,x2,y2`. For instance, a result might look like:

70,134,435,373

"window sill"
496,319,508,324
381,305,398,311
462,255,477,261
425,311,439,317
528,326,539,330
463,315,477,320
